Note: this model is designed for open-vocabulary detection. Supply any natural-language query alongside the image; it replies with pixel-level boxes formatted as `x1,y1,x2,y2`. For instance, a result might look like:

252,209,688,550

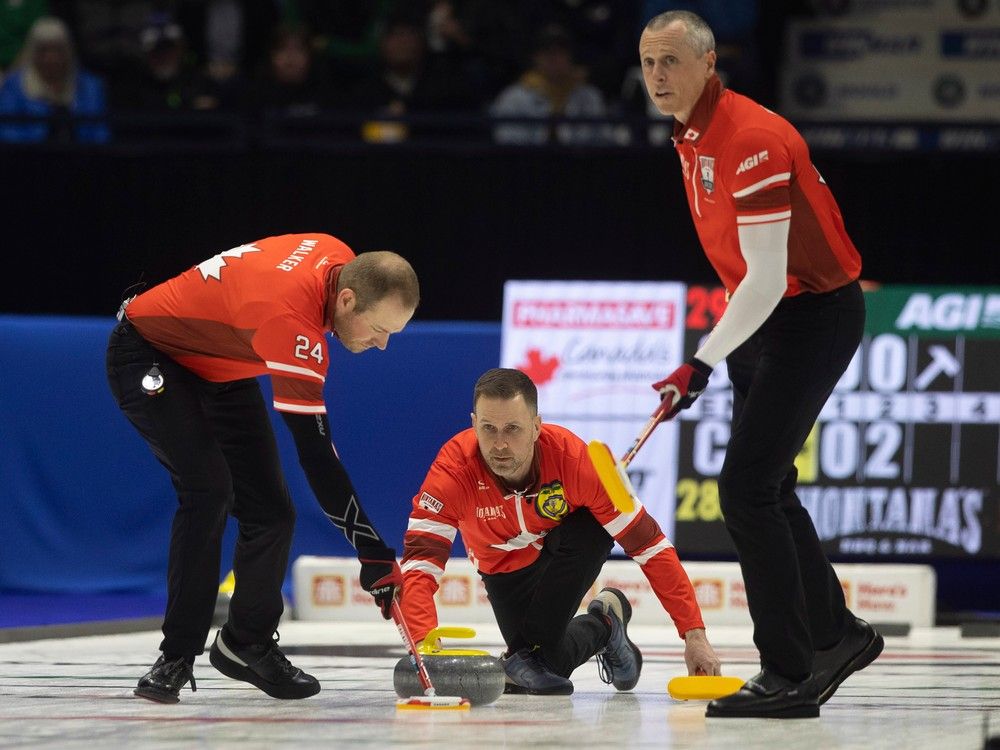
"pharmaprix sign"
500,281,687,538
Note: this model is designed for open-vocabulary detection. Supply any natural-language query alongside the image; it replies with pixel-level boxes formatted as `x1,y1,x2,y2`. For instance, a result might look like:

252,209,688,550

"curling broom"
391,597,471,711
587,398,672,513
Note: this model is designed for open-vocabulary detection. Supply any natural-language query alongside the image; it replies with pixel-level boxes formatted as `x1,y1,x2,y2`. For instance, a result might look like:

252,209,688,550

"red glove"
359,546,403,619
651,358,713,419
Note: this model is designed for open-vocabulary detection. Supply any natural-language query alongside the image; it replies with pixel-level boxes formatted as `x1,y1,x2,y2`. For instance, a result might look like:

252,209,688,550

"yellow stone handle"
419,626,489,656
424,626,476,643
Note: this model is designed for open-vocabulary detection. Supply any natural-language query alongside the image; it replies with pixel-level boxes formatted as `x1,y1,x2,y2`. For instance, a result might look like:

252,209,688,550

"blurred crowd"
0,0,804,145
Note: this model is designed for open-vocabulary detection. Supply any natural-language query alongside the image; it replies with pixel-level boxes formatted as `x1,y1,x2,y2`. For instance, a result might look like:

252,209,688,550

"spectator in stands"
237,1,399,93
308,0,399,90
351,12,474,117
0,0,47,73
111,11,223,112
67,1,245,94
490,24,609,146
200,0,244,87
0,16,109,144
249,23,328,118
61,0,164,82
514,0,642,105
425,0,525,106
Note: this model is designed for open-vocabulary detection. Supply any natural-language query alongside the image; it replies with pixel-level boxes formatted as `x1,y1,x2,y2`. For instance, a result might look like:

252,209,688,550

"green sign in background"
864,286,1000,339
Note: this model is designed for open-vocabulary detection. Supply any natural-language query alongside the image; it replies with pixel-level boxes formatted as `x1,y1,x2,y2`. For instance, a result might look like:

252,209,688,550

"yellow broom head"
667,675,745,700
396,696,471,711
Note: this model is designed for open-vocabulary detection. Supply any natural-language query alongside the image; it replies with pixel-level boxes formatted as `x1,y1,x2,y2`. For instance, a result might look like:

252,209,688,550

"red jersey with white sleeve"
672,75,861,297
400,423,704,642
125,233,354,415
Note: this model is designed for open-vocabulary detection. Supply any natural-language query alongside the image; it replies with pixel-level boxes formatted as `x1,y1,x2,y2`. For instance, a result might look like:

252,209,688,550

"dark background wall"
0,143,992,321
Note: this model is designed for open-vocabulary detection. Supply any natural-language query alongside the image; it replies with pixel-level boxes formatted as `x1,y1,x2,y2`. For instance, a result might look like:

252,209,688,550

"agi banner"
674,285,1000,560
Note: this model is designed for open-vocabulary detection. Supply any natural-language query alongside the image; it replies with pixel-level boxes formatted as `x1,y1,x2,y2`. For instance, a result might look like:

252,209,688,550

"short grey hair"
645,11,716,56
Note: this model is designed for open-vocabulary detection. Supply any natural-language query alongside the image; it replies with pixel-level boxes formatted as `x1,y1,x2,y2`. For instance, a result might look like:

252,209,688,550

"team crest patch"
418,492,443,513
535,481,569,522
699,155,715,193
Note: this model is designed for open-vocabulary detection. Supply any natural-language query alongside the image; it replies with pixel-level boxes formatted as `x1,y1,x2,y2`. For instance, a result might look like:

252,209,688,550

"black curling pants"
480,509,614,678
718,281,866,680
106,319,295,658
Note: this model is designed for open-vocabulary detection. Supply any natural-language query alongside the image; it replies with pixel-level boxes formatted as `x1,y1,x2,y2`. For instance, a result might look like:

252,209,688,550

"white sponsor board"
786,22,1000,67
293,556,936,628
807,0,1000,20
499,281,687,537
781,62,1000,121
781,17,1000,121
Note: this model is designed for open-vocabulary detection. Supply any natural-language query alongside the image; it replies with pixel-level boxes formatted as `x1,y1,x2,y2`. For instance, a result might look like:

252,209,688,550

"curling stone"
213,570,236,626
393,626,505,706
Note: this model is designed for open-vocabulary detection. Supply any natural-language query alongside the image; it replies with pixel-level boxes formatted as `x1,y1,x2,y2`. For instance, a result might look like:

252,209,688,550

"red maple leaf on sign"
517,348,560,386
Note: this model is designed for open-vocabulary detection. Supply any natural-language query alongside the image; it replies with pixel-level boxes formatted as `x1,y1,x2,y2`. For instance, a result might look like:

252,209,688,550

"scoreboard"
671,285,1000,560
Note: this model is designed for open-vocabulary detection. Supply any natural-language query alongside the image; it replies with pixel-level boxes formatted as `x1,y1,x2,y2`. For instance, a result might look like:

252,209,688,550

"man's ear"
337,287,356,311
705,49,717,77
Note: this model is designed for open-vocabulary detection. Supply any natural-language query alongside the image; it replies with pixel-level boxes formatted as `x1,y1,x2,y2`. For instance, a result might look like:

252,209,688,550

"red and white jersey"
672,75,861,296
400,423,704,641
126,233,354,414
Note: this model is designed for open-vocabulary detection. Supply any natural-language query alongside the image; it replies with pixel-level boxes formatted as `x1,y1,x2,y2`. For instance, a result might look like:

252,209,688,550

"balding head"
339,251,419,313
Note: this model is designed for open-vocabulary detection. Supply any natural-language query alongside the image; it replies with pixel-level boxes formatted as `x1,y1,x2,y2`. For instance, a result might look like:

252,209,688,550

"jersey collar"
672,73,723,146
324,265,344,334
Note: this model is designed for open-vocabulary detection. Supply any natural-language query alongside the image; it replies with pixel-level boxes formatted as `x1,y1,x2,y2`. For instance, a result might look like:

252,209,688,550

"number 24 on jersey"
294,335,323,364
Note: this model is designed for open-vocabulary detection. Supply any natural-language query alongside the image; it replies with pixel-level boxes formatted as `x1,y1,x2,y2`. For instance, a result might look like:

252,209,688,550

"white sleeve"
694,219,789,367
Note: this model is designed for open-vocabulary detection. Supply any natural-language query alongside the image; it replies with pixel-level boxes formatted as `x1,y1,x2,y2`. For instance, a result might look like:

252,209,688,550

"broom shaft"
620,400,669,467
391,597,436,696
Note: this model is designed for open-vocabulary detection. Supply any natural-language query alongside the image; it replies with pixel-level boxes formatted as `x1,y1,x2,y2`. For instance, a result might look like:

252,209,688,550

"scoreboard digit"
672,286,1000,559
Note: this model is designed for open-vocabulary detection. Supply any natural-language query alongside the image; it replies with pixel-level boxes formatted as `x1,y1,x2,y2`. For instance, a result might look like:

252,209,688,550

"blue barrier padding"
0,592,168,627
0,315,499,594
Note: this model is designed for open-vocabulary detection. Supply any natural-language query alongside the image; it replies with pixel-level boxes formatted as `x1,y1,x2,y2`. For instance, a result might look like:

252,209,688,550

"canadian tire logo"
693,579,724,609
312,575,346,606
439,575,472,605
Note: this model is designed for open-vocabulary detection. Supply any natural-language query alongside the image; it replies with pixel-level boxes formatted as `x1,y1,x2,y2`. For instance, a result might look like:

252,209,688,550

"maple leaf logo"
197,243,261,281
517,348,559,386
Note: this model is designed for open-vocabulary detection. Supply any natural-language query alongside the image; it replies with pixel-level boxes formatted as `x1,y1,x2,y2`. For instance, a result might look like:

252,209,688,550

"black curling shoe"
813,615,884,705
706,669,819,719
209,628,320,699
134,655,196,704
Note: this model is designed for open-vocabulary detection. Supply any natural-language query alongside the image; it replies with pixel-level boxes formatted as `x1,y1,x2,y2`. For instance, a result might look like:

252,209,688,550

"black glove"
651,357,713,419
358,545,402,620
